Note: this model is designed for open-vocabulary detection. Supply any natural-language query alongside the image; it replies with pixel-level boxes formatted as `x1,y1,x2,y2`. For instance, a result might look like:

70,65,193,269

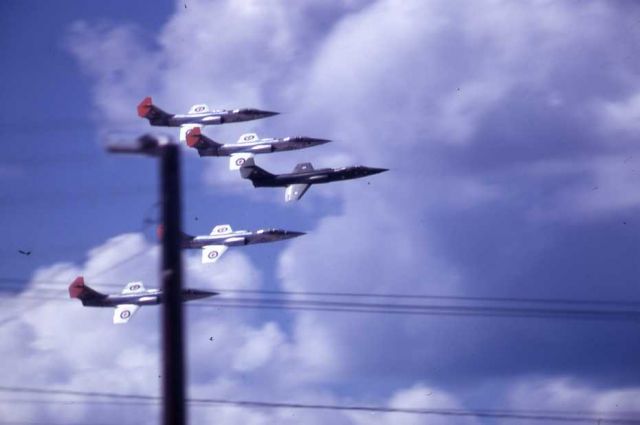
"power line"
0,177,201,207
1,292,638,323
0,386,636,424
2,277,639,309
2,273,639,323
86,248,151,280
192,300,640,322
0,421,127,425
3,397,638,419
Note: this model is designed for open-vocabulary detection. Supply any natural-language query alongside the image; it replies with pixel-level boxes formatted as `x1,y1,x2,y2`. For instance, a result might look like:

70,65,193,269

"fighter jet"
137,96,279,142
159,224,305,263
185,127,331,170
240,158,388,202
69,276,216,324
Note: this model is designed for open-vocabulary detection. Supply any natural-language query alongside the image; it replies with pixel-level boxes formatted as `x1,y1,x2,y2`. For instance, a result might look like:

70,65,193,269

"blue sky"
1,1,640,424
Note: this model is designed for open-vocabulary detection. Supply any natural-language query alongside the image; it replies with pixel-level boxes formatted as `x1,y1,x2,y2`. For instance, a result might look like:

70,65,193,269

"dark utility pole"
107,135,187,425
160,143,186,425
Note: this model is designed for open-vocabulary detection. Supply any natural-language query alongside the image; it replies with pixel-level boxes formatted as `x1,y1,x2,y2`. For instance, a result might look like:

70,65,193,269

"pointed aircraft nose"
255,110,279,119
264,229,306,240
296,137,332,146
283,230,306,239
241,109,279,118
230,109,279,123
183,289,218,301
364,167,389,176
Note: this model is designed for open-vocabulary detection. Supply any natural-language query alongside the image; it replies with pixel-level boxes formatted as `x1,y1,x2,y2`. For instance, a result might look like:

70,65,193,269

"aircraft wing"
202,245,229,264
113,304,140,325
229,153,254,170
285,183,311,202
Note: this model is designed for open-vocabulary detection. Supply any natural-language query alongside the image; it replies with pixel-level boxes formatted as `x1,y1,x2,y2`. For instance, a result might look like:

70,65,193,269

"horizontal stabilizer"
137,96,154,118
285,183,311,202
180,124,202,144
113,304,140,324
202,245,229,264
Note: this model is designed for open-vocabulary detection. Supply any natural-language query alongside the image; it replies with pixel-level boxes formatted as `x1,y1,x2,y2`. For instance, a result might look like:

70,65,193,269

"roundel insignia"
235,158,246,166
194,106,206,112
130,284,140,291
208,251,219,259
243,135,256,141
120,310,131,319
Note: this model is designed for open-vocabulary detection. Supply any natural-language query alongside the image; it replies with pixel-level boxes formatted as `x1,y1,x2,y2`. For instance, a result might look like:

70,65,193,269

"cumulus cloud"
349,384,477,425
0,232,273,423
57,0,640,421
601,91,640,137
1,231,470,424
506,377,640,424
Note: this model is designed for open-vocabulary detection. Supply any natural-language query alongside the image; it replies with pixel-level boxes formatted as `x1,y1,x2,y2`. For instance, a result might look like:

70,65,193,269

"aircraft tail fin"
157,224,194,247
69,276,106,305
294,162,314,172
180,124,201,145
239,158,275,185
137,97,154,118
184,127,221,154
137,97,173,126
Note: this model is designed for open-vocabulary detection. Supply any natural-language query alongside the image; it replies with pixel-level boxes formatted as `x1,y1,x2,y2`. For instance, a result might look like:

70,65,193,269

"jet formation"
72,97,388,323
69,276,216,324
135,96,388,200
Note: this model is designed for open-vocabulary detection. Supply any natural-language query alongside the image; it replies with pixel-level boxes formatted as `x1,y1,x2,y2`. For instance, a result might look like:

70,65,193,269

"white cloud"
525,154,640,221
0,232,265,423
349,384,478,425
0,231,473,424
601,92,640,136
231,322,285,372
507,377,640,423
60,0,640,422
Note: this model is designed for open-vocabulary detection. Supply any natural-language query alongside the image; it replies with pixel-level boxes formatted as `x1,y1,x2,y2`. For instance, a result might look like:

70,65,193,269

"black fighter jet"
240,158,388,202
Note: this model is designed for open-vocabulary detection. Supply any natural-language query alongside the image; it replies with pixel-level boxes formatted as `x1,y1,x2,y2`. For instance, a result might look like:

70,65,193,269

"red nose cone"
185,127,201,148
69,276,85,298
137,97,152,118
